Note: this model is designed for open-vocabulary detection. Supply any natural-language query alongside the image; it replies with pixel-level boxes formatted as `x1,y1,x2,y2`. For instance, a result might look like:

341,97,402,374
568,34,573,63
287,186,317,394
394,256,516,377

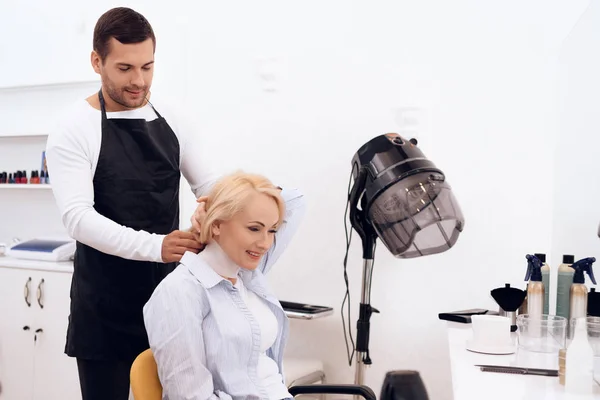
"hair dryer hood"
350,133,464,258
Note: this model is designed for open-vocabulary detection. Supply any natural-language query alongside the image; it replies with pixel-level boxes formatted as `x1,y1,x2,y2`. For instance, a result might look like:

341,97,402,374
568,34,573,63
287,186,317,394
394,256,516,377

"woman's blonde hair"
199,171,285,244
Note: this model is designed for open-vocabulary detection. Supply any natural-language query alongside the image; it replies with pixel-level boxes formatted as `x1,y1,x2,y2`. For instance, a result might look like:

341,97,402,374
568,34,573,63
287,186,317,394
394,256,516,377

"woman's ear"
211,221,221,237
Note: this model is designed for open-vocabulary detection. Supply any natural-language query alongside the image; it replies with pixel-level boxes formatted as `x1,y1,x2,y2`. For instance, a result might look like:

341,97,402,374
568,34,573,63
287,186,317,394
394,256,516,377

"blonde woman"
143,171,306,400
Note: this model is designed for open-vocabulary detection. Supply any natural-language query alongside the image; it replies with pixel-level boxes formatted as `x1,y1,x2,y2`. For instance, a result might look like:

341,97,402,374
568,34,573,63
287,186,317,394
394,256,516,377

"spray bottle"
525,254,545,317
556,254,575,319
535,253,550,315
569,257,596,324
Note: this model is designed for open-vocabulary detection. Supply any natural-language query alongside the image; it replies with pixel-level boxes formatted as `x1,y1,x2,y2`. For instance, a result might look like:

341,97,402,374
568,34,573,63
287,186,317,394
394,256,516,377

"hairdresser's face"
213,192,280,270
91,37,154,110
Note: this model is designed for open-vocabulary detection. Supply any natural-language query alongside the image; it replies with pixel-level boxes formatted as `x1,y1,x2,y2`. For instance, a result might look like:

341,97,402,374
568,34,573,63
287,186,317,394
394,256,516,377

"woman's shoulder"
143,264,212,326
148,263,211,309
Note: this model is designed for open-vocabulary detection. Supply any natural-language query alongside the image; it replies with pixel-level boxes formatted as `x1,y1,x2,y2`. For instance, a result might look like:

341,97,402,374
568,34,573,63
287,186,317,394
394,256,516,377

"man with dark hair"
45,7,215,399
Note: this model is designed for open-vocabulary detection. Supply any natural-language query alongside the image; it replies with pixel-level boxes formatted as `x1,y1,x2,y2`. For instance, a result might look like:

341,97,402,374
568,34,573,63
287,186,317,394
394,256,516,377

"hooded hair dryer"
347,133,465,385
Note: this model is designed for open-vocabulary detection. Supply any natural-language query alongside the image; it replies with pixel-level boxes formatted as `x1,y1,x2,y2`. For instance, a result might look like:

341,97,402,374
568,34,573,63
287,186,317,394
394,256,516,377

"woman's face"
213,191,280,270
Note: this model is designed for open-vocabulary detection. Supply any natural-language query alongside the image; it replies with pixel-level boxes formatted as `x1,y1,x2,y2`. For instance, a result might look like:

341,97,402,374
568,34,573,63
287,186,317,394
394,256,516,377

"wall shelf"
0,185,52,190
0,133,48,139
0,79,100,139
0,79,100,93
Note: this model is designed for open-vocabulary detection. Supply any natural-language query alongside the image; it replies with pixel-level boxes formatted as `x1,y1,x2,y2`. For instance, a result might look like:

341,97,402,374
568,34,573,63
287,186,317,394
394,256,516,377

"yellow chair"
129,350,326,400
130,349,163,400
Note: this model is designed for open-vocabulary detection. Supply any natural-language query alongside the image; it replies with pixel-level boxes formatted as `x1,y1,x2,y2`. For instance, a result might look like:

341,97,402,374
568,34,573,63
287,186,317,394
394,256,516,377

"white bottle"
565,317,594,396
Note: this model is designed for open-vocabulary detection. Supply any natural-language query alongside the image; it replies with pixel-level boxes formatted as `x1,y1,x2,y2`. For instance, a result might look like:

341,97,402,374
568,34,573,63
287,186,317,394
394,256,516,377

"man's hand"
190,196,209,240
161,230,204,263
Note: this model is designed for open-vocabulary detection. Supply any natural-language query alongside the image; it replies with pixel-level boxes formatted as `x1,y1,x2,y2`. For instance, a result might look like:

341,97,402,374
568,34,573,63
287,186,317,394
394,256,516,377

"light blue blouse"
143,188,306,400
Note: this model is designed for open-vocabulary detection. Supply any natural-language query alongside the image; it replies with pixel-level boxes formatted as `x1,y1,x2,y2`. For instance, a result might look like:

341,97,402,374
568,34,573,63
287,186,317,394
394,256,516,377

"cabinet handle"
34,328,43,343
24,277,32,307
23,325,30,331
36,278,45,309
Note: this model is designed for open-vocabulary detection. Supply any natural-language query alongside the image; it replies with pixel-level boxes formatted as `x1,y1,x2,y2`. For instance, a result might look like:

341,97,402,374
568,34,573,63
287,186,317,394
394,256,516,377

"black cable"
341,167,356,366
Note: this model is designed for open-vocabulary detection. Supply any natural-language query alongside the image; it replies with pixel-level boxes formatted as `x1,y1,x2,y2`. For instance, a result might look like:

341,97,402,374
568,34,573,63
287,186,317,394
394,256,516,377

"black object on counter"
588,288,600,317
491,283,526,332
438,308,495,324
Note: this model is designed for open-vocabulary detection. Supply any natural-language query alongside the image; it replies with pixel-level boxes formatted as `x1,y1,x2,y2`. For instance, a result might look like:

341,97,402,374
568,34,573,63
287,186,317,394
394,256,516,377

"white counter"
0,255,73,273
446,321,600,400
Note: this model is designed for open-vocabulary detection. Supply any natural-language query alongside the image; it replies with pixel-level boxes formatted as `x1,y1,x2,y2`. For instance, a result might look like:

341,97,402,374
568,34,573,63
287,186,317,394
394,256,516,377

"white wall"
0,1,593,399
550,1,600,310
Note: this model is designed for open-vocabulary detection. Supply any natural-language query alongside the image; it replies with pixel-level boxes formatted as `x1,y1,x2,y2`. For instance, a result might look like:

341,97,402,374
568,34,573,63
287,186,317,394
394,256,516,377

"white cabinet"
0,268,35,400
0,264,80,400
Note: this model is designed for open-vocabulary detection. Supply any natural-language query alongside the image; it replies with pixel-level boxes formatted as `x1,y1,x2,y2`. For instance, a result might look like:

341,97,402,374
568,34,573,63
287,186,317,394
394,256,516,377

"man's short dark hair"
93,7,156,61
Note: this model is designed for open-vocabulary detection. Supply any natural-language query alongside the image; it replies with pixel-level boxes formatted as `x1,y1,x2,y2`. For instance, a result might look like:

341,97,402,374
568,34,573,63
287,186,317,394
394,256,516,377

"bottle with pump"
535,253,550,315
556,254,575,319
565,317,594,396
569,257,596,324
524,254,545,317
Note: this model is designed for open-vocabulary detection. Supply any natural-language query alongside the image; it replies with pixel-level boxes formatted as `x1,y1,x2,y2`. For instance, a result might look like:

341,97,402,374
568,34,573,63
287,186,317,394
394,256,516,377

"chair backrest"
130,349,163,400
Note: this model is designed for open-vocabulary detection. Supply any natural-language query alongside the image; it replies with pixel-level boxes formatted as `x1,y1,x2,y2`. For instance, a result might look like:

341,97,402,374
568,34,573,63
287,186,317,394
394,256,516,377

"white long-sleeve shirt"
241,282,291,400
46,98,219,263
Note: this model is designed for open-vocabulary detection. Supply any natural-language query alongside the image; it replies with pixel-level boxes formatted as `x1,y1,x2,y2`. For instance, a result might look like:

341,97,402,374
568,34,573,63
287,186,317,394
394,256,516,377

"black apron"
65,89,180,362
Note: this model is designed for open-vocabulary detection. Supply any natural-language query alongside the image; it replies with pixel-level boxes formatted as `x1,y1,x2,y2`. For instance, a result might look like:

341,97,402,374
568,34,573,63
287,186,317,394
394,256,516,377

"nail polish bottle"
31,171,40,184
45,171,50,184
0,172,6,183
22,170,28,184
8,173,13,183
